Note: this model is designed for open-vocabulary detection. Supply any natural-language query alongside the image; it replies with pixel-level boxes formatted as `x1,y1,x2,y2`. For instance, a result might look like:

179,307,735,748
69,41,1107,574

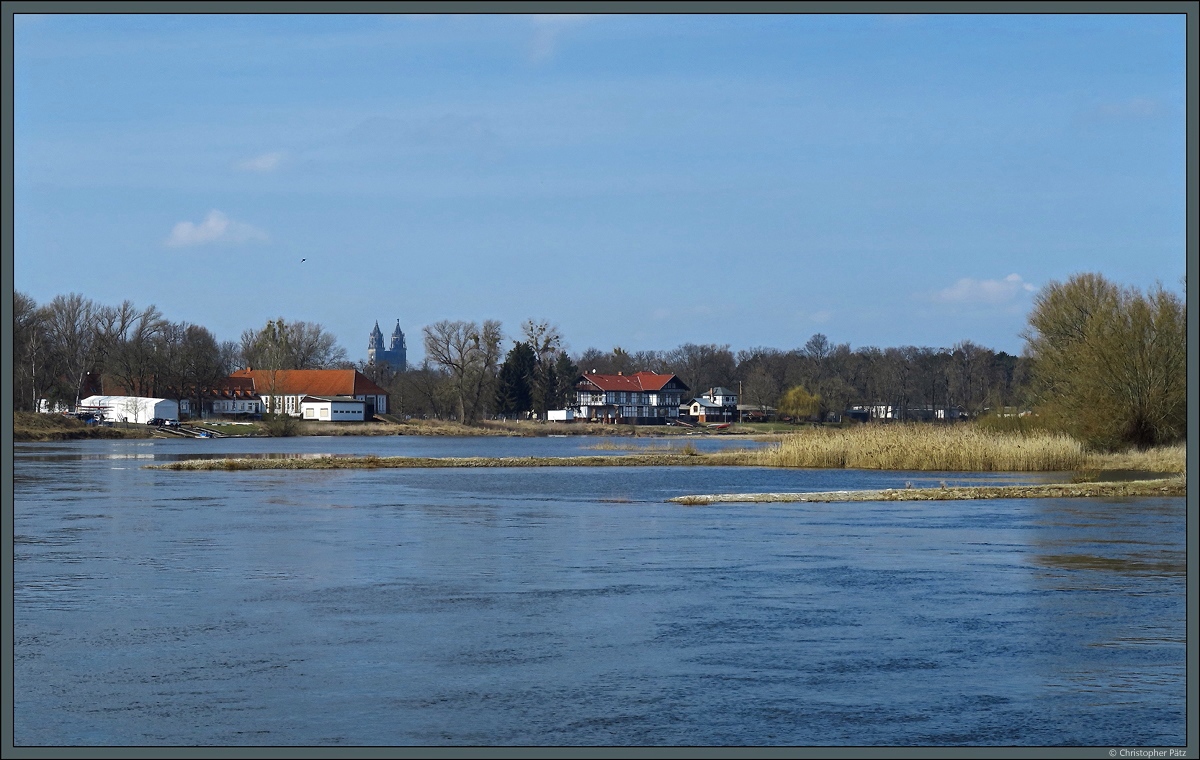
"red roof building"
573,371,689,423
230,369,390,417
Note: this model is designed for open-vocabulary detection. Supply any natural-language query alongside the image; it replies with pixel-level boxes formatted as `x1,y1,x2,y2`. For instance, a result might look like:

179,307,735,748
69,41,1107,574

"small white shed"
300,395,366,422
78,395,179,424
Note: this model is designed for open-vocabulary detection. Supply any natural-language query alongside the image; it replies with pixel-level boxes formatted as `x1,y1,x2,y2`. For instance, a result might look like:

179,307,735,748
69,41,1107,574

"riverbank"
148,452,746,470
669,477,1187,505
13,412,154,441
157,417,756,438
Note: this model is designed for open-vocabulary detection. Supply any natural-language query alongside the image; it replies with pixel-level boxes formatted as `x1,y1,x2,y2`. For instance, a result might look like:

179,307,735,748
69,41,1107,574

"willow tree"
1023,273,1186,449
778,385,821,423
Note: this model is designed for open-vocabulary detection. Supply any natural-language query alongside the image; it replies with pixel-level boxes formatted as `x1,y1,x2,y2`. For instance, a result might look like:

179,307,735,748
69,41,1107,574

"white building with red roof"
572,371,690,424
230,369,390,417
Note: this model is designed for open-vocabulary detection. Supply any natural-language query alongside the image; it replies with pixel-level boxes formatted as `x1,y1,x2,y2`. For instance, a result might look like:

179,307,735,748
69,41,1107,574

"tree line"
361,319,1032,429
12,291,351,416
14,272,1185,450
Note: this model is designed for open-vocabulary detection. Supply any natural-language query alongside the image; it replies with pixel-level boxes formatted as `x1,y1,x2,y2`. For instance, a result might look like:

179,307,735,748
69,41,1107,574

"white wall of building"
300,398,366,421
78,396,179,424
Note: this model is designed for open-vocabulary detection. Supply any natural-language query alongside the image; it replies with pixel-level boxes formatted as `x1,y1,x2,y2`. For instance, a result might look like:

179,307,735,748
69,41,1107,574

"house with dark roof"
230,369,390,417
686,386,739,423
572,371,690,424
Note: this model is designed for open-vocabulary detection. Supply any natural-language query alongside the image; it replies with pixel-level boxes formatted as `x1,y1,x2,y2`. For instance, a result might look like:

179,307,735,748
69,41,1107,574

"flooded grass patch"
668,477,1186,505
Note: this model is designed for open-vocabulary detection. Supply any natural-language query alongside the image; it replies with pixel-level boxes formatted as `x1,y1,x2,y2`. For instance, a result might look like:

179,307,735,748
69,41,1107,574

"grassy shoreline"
13,412,155,441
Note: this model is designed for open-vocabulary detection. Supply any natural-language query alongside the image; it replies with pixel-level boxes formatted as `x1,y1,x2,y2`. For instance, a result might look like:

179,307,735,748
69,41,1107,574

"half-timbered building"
572,371,690,424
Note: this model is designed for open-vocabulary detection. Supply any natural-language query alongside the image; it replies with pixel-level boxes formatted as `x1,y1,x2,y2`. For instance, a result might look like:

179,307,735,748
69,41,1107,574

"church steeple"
389,320,406,352
368,318,406,372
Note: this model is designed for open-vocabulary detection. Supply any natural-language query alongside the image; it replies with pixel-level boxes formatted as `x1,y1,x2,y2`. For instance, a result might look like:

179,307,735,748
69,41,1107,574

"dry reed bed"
670,477,1187,505
1084,443,1187,474
754,425,1086,471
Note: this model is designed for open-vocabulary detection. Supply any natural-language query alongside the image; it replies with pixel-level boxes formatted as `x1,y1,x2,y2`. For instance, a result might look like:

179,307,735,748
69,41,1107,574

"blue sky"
13,13,1186,360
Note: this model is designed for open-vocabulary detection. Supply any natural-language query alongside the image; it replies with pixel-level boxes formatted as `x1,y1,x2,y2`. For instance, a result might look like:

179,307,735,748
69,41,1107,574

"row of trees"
376,275,1184,452
570,336,1029,424
363,319,578,424
12,291,351,416
15,272,1184,450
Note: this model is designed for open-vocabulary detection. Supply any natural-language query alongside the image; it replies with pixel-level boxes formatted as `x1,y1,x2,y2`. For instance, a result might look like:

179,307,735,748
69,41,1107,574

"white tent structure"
78,395,179,424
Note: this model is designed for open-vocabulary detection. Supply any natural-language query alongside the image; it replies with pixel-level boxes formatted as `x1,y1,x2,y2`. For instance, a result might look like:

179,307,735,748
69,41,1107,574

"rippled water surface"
14,438,1185,746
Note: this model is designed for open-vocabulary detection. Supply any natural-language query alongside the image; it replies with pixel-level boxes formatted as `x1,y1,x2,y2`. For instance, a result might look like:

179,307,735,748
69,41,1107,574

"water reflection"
1033,552,1185,576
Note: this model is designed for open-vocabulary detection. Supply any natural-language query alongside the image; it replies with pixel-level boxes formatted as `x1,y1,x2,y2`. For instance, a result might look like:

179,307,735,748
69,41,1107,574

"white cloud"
935,274,1036,305
165,210,268,247
237,151,286,172
810,310,832,324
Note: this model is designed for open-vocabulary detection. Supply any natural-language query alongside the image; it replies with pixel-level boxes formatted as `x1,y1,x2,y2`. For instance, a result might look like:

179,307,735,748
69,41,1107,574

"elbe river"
13,437,1185,746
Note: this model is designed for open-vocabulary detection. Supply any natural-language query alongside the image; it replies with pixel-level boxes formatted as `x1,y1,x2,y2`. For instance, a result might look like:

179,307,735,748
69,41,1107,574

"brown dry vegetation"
752,424,1087,472
1083,444,1186,474
13,411,154,442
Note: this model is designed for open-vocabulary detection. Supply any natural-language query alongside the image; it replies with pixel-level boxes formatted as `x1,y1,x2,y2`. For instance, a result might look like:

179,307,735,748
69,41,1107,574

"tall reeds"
754,424,1087,471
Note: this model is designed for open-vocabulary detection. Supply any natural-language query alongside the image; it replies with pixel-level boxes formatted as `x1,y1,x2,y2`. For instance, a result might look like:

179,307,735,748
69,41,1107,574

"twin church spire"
368,320,407,372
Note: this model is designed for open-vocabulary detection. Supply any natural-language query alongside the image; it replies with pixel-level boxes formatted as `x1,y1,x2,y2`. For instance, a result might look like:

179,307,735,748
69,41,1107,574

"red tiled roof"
575,371,685,392
230,369,388,397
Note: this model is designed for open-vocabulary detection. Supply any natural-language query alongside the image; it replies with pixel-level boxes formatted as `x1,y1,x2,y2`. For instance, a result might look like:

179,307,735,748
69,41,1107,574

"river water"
13,437,1186,747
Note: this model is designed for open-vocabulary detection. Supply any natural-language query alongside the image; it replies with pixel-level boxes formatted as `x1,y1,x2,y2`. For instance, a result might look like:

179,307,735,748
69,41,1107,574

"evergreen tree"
494,342,536,418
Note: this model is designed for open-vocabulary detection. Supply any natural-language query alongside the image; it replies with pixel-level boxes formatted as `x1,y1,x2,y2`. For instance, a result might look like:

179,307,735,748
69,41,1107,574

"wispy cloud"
528,14,592,63
810,310,832,324
934,274,1036,305
236,151,286,172
165,210,268,247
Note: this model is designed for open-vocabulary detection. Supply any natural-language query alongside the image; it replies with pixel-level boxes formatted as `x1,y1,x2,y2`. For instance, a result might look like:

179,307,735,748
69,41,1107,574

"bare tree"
105,303,168,397
181,325,225,420
45,293,102,409
394,361,455,419
13,292,52,411
241,318,347,371
521,319,566,418
423,319,503,423
152,322,190,414
218,340,242,375
662,343,736,396
287,320,349,369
